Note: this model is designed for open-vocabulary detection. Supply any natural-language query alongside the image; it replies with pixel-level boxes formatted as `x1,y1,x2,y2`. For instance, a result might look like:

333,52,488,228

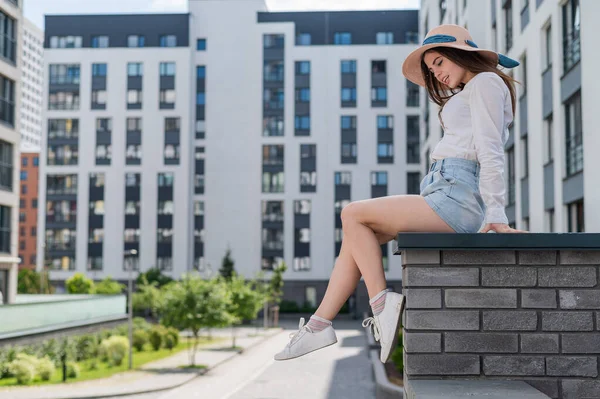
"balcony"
563,30,581,73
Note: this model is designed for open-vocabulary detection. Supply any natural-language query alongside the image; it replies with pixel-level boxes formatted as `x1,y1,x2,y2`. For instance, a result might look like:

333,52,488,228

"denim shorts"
420,157,486,233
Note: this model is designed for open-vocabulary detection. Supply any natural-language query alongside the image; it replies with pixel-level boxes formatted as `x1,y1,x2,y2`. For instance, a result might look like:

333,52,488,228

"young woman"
275,24,527,363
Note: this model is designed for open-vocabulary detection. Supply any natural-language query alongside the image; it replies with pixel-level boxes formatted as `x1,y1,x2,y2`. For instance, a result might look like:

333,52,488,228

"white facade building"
20,18,43,151
39,1,421,313
0,0,23,304
420,0,597,233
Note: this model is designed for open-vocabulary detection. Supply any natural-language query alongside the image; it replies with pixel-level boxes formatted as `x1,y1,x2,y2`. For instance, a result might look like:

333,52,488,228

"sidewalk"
0,327,283,399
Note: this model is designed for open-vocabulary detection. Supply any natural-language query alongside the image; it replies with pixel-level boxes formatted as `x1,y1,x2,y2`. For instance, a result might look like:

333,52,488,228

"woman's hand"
480,223,528,233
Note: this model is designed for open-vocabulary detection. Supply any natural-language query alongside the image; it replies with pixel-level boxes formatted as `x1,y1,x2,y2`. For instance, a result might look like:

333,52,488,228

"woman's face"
423,50,471,89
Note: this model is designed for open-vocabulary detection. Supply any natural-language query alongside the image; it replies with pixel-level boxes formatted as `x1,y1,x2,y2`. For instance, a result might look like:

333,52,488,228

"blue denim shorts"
420,157,486,233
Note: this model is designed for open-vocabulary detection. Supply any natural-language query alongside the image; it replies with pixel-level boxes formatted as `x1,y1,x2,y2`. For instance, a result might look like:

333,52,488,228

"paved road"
106,319,375,399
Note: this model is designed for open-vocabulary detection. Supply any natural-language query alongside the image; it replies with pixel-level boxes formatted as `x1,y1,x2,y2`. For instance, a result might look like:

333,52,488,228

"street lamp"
124,249,138,370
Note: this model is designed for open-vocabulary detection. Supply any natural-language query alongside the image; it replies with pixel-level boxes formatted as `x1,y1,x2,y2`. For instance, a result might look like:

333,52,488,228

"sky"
23,0,420,30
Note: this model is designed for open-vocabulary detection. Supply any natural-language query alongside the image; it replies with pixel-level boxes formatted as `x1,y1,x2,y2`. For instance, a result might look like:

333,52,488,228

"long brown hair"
421,47,519,128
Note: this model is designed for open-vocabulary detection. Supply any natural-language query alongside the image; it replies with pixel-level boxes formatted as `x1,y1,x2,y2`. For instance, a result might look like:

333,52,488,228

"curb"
2,328,284,399
363,317,403,399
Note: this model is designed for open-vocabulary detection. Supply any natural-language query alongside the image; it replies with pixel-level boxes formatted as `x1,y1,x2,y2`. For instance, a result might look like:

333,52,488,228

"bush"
278,300,300,313
65,273,95,294
99,336,129,366
94,277,125,295
166,327,179,347
390,331,404,372
66,361,80,378
88,358,99,371
17,269,41,294
164,334,175,351
36,357,55,381
75,335,98,361
136,268,173,288
8,359,35,384
148,326,167,351
132,330,148,352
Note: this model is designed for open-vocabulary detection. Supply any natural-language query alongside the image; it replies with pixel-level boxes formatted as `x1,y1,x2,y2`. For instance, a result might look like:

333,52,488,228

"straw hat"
402,24,519,87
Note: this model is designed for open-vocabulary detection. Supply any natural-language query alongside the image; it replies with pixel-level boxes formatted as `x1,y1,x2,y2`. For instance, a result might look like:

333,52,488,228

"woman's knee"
340,201,362,225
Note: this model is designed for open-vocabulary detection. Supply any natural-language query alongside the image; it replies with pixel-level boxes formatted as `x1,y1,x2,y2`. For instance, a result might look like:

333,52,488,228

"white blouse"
430,71,513,225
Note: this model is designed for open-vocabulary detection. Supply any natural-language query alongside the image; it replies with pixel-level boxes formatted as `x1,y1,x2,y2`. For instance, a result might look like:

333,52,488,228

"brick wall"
402,249,600,399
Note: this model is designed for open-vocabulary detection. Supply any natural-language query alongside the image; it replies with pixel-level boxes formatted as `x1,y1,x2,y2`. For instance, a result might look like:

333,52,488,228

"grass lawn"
0,337,225,387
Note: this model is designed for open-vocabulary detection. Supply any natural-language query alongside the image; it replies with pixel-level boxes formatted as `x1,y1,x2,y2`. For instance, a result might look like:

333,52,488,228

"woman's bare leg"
315,195,455,320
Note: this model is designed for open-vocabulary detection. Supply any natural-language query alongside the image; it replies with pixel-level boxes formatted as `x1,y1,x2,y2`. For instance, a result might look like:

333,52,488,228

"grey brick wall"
402,249,600,399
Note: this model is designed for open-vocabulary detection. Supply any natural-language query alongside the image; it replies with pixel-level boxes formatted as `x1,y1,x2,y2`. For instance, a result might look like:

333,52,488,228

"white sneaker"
274,317,338,361
362,292,405,363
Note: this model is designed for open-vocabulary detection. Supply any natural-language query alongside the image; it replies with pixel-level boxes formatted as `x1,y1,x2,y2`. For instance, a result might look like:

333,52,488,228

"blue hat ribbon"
422,34,520,68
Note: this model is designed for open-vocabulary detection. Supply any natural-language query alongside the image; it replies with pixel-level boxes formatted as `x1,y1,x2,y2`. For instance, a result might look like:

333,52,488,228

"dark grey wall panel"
294,214,310,229
295,75,310,88
341,130,356,143
295,102,310,115
127,77,142,90
372,73,387,87
335,185,351,200
520,5,530,31
160,76,175,90
561,61,581,102
542,66,553,118
301,158,316,171
506,204,515,224
544,161,554,210
127,131,142,145
341,74,356,87
562,171,584,204
45,14,189,48
257,10,418,45
91,77,106,90
378,129,393,142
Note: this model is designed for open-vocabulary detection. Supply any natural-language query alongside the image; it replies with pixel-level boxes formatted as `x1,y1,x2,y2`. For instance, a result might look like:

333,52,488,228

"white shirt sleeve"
469,73,509,225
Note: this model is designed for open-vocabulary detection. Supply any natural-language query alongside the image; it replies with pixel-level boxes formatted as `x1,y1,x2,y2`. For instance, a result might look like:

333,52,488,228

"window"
406,116,420,164
341,60,356,74
372,60,387,74
127,63,143,77
49,119,79,138
407,80,420,107
341,143,357,159
0,75,15,126
49,35,82,49
295,116,310,130
19,199,24,208
127,35,145,48
264,60,283,82
567,200,584,232
371,172,388,186
159,35,177,47
33,157,38,166
264,88,284,109
405,31,419,44
165,118,180,131
48,91,80,110
92,63,107,77
296,33,311,46
334,32,352,45
264,34,284,49
20,240,25,251
19,211,24,222
159,62,176,76
158,173,174,187
295,88,310,102
127,90,142,105
341,88,356,102
562,0,580,72
341,116,356,129
377,116,393,129
20,170,26,180
440,0,448,22
377,143,393,159
0,206,9,252
127,118,141,131
507,146,516,205
521,136,528,178
0,11,16,62
262,172,284,193
32,199,37,208
407,172,421,195
544,24,552,69
263,116,284,137
376,32,393,44
92,90,106,105
0,140,13,191
520,54,527,95
160,89,176,105
196,38,206,50
295,61,310,75
371,87,387,102
22,158,27,167
157,201,174,215
565,91,582,176
91,36,109,48
504,0,513,52
197,66,206,78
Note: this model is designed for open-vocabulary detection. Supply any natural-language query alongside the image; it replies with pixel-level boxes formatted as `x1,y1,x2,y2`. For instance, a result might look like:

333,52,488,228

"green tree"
136,267,173,288
65,273,95,294
94,277,125,295
132,276,163,319
268,261,287,305
219,248,236,280
17,269,40,294
160,275,234,366
224,273,265,347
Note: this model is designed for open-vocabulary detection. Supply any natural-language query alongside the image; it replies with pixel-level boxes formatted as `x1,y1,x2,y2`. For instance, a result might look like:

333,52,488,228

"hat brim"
402,43,501,87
